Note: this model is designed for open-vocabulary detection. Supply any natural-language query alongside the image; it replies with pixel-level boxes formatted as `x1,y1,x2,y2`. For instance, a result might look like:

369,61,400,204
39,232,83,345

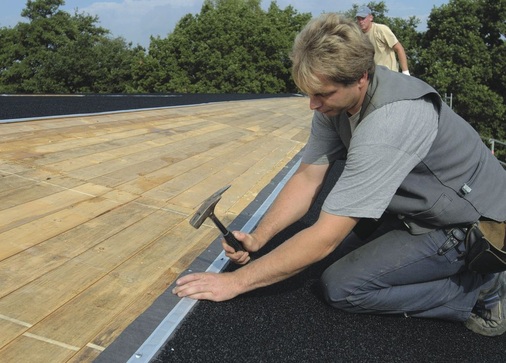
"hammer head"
189,185,231,229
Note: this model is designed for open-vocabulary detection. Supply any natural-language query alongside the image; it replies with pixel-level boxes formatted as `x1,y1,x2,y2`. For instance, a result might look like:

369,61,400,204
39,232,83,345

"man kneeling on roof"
174,13,506,337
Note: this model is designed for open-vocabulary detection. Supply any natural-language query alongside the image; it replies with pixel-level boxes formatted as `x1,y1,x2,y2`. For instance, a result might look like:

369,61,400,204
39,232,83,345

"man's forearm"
235,212,358,292
173,212,358,302
394,42,409,72
251,163,329,247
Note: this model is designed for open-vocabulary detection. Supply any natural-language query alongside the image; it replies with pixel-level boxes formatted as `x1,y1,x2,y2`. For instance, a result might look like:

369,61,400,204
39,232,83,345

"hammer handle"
209,214,246,252
222,230,246,252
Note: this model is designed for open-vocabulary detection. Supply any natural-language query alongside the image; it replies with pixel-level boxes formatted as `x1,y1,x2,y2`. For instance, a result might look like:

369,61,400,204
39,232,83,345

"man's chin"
321,110,339,117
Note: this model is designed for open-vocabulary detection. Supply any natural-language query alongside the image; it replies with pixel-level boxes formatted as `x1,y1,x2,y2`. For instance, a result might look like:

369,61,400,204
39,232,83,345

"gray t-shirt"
302,98,439,219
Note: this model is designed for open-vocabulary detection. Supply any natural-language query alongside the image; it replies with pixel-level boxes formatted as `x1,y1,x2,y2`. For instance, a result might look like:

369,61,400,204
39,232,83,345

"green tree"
0,0,137,93
418,0,506,141
265,2,312,92
90,38,141,93
131,0,311,93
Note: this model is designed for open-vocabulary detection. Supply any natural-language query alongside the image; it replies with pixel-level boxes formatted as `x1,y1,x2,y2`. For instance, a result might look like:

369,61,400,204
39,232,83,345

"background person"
356,5,410,75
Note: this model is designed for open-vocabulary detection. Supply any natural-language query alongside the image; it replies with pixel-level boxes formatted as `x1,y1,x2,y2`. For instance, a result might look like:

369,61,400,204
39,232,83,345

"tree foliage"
131,0,311,93
416,0,506,140
0,0,138,93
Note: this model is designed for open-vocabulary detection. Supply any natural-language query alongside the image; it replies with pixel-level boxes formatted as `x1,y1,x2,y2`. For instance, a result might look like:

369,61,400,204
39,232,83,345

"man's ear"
358,72,369,87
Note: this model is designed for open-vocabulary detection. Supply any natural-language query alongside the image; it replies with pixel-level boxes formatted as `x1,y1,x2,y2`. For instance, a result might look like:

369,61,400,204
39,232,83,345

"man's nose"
309,96,322,110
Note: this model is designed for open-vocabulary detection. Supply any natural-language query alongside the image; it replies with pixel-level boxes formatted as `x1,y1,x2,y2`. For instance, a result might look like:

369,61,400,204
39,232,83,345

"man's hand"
222,230,265,265
172,232,263,301
172,271,241,302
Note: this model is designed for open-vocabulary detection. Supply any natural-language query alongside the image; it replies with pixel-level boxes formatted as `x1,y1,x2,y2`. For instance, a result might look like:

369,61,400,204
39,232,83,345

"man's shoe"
464,272,506,337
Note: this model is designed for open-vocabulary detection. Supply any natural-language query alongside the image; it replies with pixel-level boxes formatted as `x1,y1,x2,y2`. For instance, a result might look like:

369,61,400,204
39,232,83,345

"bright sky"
1,0,448,48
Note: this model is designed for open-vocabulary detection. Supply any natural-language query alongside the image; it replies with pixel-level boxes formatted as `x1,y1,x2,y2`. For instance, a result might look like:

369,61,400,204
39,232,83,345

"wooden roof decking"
0,97,312,362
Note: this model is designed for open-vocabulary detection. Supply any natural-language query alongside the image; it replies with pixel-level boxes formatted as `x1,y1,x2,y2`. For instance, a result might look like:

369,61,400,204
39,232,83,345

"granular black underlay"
156,162,506,362
0,93,295,120
157,222,505,362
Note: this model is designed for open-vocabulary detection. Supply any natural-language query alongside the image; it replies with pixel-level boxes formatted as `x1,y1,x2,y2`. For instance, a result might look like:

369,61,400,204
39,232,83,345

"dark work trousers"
321,216,496,321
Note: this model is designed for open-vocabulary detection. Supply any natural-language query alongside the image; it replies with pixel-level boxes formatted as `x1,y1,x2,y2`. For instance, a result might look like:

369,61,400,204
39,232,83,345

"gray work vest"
348,66,506,227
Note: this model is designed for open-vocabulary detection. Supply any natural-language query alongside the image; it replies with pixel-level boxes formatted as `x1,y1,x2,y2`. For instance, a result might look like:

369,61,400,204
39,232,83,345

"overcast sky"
1,0,448,48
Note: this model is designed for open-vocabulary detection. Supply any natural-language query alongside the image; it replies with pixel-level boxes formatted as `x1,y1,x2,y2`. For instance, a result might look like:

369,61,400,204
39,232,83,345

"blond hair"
291,13,375,94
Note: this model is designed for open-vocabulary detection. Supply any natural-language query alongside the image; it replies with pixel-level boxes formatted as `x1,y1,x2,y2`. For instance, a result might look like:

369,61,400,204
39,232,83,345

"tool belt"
465,220,506,274
399,215,506,274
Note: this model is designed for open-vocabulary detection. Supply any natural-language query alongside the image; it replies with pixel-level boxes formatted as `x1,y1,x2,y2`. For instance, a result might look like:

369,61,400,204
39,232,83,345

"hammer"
189,185,246,252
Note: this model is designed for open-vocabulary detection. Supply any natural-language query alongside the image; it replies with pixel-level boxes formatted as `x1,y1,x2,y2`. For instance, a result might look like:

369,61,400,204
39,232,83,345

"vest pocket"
457,152,486,198
410,193,453,222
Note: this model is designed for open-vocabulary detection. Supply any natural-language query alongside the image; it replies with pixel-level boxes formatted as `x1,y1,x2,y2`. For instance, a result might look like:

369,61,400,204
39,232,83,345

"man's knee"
320,269,349,309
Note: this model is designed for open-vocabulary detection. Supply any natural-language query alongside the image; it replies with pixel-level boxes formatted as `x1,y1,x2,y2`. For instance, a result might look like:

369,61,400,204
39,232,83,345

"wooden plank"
66,346,102,363
37,120,223,171
0,202,157,298
64,124,234,181
86,127,245,188
0,110,181,143
0,181,80,211
228,143,303,215
0,175,39,199
0,319,29,349
0,190,140,261
0,183,110,231
115,129,260,197
169,136,295,209
145,132,278,205
0,334,78,363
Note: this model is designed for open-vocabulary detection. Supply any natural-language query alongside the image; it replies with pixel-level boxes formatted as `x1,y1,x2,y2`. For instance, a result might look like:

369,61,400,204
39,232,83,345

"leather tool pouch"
465,221,506,274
